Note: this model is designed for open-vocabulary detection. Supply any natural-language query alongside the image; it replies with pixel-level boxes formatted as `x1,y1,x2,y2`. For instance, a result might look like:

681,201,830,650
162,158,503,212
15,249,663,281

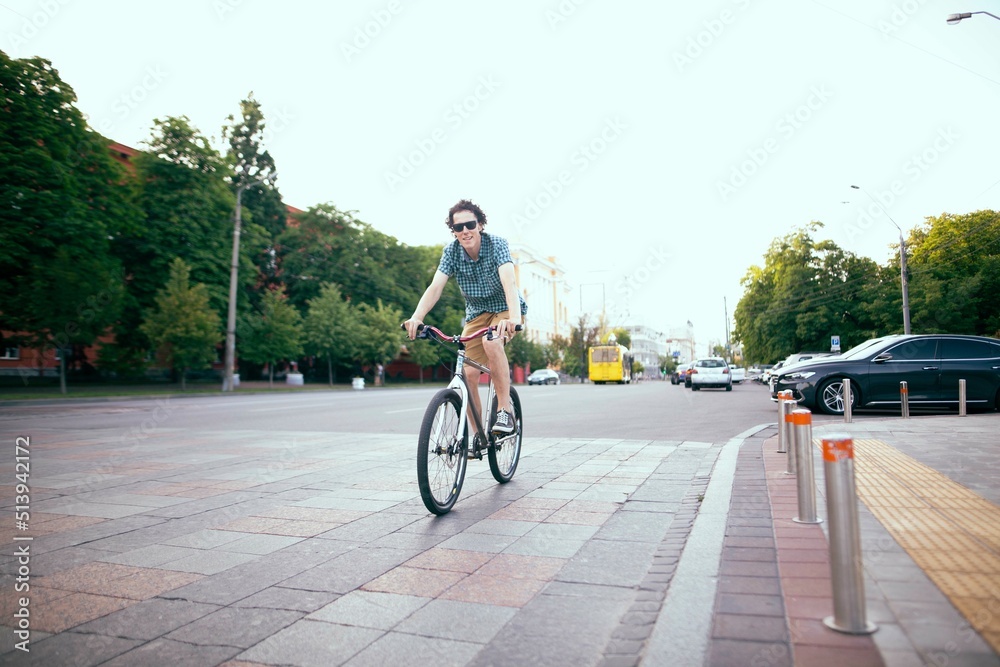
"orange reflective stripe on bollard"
792,410,811,426
822,436,854,463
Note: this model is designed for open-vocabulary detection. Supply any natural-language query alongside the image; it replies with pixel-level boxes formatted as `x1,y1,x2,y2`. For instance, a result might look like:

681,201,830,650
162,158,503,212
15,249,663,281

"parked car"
689,357,733,391
768,352,838,393
683,362,697,388
770,334,1000,415
527,368,561,385
729,365,746,384
671,362,693,386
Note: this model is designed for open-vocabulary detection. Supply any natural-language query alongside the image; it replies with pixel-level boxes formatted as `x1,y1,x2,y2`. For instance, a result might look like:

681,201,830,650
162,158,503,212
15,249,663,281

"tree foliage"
0,53,140,390
353,300,406,369
733,223,888,364
303,282,360,385
238,288,304,387
223,92,286,292
905,210,1000,337
140,259,222,389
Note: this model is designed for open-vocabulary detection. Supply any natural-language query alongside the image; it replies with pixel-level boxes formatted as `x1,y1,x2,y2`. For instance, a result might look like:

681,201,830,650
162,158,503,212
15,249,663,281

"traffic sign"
831,335,841,352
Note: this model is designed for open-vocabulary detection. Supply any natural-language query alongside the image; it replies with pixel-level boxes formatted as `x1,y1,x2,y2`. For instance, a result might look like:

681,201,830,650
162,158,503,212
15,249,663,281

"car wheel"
725,384,732,392
817,378,858,415
692,385,700,391
547,378,555,385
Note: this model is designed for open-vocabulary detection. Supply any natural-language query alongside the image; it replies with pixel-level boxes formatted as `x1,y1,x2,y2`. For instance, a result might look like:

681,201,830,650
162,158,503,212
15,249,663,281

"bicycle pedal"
467,448,483,460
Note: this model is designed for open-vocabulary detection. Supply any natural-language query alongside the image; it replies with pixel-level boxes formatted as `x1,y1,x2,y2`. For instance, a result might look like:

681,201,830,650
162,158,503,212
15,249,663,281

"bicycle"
408,323,523,515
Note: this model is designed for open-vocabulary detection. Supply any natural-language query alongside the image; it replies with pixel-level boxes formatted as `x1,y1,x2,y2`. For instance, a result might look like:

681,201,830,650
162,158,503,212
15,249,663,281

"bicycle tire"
488,387,522,483
417,389,468,515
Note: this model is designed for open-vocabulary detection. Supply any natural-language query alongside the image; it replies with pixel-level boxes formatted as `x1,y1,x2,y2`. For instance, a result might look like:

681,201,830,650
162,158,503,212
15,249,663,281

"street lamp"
946,11,1000,24
222,171,276,392
850,185,911,335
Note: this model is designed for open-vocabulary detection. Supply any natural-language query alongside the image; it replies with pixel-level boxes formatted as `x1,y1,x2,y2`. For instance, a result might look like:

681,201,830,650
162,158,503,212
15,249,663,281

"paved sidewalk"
1,409,998,666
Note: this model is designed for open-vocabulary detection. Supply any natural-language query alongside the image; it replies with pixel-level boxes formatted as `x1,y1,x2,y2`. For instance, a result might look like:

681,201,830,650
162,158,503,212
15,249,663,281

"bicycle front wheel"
488,387,522,484
417,389,468,515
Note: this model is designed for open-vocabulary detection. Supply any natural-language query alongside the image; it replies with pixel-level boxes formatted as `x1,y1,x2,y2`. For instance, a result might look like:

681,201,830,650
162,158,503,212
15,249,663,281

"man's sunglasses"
451,221,478,233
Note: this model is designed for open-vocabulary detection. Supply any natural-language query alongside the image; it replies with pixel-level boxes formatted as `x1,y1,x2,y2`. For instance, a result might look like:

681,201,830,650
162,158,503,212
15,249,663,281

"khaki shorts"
462,311,521,367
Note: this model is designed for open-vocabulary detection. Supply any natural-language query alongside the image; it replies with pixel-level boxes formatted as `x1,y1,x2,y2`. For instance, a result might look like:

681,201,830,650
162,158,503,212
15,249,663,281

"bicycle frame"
418,324,516,454
449,346,497,451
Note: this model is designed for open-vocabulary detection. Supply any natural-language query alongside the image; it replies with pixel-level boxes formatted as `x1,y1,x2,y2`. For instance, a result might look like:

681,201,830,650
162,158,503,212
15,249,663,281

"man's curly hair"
446,199,487,228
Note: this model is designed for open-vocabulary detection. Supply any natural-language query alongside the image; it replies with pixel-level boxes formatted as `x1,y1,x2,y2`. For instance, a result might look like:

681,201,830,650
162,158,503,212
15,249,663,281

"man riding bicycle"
403,199,527,434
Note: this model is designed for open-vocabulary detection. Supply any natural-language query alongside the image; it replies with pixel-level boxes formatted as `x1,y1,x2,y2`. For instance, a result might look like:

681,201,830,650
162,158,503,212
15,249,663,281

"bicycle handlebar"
402,322,523,343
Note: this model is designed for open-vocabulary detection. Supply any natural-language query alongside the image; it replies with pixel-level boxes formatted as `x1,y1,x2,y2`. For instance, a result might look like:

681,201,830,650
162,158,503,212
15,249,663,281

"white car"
729,365,746,384
689,357,732,391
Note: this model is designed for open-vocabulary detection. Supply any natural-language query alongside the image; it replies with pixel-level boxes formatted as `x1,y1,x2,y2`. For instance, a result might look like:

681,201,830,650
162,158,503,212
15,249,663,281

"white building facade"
509,244,572,345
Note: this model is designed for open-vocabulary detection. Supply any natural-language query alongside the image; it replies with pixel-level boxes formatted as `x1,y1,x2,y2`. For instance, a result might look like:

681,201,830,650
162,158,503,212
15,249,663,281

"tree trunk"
327,356,333,386
419,366,424,384
269,363,274,388
181,368,187,391
59,347,67,394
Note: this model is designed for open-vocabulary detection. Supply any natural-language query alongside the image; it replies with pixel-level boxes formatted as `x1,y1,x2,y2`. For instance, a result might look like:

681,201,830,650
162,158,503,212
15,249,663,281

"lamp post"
946,11,1000,24
222,171,275,392
850,185,911,335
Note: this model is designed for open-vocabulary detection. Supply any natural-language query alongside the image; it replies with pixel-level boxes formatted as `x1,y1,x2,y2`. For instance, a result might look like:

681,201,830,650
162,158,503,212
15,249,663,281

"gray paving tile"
503,535,586,559
215,533,304,555
469,585,632,667
395,599,516,643
344,630,483,666
98,544,203,567
238,618,383,667
232,586,340,612
161,529,248,549
280,546,415,594
156,549,258,575
166,606,302,648
308,590,431,630
99,637,241,666
72,598,220,641
5,631,140,667
556,539,656,588
437,531,520,554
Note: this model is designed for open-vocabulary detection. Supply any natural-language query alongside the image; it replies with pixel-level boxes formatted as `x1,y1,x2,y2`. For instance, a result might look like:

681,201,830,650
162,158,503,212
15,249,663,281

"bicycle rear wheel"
488,387,522,483
417,389,468,515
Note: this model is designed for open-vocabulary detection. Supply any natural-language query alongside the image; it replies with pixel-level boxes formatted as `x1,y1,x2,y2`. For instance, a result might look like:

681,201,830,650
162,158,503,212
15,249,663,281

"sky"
3,0,999,357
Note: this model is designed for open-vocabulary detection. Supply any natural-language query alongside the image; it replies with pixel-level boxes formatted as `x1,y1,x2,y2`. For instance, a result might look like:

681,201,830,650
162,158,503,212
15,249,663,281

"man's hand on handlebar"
402,318,424,340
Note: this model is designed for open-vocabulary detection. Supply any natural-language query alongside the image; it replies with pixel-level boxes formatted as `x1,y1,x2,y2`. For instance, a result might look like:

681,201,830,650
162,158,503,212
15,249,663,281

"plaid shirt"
438,233,528,322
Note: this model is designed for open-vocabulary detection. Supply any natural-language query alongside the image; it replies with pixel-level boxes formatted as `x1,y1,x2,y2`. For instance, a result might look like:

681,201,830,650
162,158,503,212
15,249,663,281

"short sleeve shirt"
437,232,529,322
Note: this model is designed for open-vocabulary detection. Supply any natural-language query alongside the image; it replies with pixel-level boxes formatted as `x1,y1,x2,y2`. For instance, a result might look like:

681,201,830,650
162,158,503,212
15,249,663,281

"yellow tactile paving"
840,438,1000,653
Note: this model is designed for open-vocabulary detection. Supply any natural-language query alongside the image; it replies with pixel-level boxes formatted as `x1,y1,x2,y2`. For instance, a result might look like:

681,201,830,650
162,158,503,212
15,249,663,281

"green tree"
905,210,1000,336
303,282,360,386
222,92,285,292
110,116,267,367
278,205,466,316
659,354,677,376
239,288,304,387
405,334,441,383
0,53,140,392
353,300,406,375
605,327,632,349
733,223,886,364
140,259,222,390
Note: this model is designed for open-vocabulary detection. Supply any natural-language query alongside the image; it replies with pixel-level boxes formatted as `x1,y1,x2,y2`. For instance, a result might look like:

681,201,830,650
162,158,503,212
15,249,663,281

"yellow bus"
588,344,633,384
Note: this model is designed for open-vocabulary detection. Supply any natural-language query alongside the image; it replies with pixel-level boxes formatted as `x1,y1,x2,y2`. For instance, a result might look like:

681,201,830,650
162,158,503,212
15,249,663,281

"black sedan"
771,334,1000,415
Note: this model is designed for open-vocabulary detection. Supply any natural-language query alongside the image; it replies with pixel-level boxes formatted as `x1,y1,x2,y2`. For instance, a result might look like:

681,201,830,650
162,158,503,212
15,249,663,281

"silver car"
689,357,733,391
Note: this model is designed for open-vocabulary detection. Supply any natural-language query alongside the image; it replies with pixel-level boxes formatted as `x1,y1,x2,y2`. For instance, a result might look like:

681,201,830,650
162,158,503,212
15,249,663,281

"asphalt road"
0,379,857,444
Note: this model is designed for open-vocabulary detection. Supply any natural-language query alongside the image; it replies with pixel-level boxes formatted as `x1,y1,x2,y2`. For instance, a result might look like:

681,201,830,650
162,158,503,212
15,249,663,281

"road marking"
384,408,423,414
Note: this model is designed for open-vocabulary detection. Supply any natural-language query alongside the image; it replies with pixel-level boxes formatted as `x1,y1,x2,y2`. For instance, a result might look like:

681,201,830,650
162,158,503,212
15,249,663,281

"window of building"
1,347,19,360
